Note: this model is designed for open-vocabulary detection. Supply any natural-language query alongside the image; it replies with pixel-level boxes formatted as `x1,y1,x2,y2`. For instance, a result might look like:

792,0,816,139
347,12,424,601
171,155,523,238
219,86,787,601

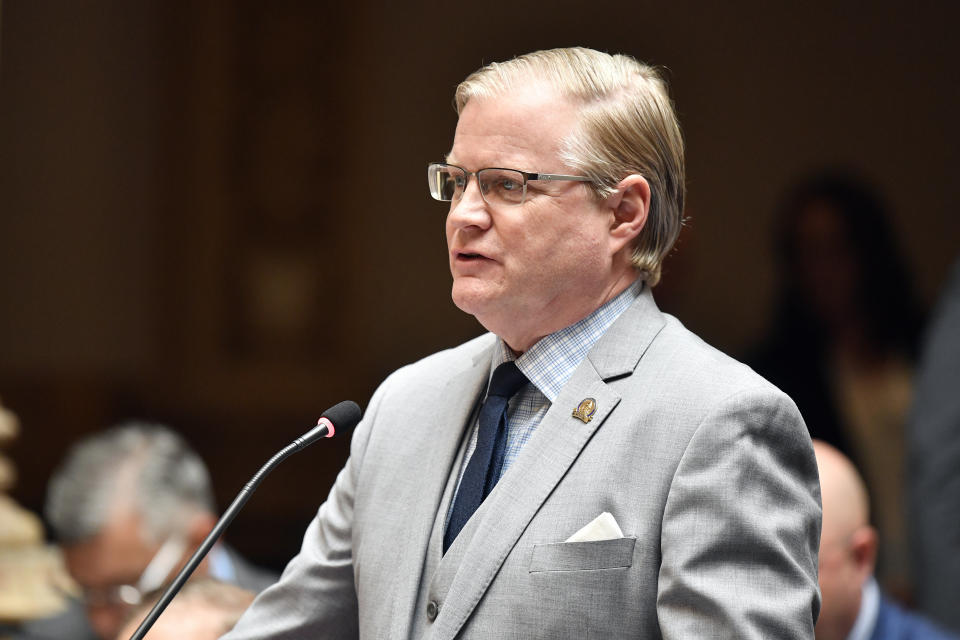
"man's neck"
502,273,641,354
493,280,644,403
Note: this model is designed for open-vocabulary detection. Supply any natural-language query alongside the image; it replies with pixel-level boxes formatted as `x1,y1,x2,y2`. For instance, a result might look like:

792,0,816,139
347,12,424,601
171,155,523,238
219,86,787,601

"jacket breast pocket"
528,537,636,573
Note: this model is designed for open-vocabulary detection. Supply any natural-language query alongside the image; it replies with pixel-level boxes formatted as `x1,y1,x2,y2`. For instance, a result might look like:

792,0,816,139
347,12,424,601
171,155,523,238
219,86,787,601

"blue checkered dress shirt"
447,280,642,521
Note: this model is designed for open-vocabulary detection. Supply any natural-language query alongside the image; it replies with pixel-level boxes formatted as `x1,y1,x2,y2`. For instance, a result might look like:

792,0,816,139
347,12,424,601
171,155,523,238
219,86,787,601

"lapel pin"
572,397,597,423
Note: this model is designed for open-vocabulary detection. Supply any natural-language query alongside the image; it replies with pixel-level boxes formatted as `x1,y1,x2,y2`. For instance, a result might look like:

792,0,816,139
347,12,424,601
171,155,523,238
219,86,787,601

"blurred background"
1,0,957,584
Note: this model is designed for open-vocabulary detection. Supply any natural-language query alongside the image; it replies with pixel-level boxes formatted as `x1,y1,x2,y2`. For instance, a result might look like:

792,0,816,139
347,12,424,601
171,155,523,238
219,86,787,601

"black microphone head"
322,400,362,434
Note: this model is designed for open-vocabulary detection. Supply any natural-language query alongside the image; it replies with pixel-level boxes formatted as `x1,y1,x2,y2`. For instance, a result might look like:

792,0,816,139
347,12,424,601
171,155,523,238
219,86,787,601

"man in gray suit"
225,47,821,639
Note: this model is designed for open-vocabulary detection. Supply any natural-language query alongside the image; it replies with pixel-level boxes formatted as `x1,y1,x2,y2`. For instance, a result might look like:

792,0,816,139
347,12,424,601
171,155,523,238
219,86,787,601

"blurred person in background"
814,439,957,640
908,255,960,634
14,424,275,640
114,578,254,640
750,170,925,598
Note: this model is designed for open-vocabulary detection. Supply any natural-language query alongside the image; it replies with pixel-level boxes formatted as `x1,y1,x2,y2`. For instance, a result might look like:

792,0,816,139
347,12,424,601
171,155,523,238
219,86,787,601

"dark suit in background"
908,256,960,634
871,595,959,640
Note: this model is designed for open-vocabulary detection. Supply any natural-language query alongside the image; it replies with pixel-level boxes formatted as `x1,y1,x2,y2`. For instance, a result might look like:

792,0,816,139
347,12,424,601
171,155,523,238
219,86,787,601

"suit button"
426,600,439,621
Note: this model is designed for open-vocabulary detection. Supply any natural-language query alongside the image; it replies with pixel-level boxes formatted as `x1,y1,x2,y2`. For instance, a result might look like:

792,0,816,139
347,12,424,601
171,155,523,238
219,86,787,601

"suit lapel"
431,288,667,639
586,286,666,379
387,341,494,639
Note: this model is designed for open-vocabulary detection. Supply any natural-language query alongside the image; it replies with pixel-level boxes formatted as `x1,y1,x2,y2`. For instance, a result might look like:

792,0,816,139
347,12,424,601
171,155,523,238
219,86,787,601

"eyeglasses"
428,162,593,208
76,534,187,609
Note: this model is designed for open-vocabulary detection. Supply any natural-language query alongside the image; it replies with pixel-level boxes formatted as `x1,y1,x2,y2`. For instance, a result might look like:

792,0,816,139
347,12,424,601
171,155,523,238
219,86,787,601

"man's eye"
453,175,466,188
500,179,520,191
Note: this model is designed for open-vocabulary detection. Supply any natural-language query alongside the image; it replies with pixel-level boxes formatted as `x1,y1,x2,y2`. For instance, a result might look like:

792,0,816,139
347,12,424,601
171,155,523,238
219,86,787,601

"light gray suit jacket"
225,288,821,639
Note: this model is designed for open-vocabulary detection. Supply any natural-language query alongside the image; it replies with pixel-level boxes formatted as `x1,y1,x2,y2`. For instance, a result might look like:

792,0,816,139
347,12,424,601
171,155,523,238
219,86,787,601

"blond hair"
455,47,685,286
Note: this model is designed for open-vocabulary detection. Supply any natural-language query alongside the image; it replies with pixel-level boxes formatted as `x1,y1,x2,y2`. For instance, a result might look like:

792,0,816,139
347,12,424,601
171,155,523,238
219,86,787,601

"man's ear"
166,511,219,579
606,174,650,253
185,511,217,547
849,525,878,584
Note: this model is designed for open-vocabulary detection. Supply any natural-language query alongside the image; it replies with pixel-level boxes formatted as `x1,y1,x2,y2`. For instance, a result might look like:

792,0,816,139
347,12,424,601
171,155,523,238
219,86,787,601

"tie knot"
487,361,528,399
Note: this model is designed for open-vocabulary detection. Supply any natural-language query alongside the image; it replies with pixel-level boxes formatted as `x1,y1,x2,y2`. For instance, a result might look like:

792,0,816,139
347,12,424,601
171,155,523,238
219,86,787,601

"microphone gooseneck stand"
128,400,362,640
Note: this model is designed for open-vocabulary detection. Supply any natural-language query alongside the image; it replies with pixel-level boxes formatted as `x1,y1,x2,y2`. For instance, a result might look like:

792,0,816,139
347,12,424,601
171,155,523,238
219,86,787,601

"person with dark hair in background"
908,256,960,635
750,170,925,598
814,440,958,640
13,424,276,640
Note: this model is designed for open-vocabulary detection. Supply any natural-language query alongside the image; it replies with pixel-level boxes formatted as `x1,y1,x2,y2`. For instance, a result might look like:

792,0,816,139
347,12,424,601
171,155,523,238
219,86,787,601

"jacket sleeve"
656,386,822,639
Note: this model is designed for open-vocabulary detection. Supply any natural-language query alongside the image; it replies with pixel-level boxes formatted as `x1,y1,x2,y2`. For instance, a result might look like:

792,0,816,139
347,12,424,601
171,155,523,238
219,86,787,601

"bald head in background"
814,440,879,640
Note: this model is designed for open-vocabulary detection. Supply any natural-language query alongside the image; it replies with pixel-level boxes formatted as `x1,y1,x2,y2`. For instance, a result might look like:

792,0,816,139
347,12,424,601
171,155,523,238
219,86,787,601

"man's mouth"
454,249,490,261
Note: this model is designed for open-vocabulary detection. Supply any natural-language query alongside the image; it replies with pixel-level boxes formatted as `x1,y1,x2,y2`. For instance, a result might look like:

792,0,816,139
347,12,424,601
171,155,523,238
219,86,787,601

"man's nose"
446,178,491,230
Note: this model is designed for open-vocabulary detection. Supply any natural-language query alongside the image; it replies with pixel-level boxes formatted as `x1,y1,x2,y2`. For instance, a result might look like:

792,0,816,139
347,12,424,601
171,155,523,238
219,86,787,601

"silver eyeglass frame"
428,162,594,207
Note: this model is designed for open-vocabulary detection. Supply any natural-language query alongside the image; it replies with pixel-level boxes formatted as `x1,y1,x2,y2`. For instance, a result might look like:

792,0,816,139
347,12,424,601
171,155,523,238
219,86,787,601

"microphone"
128,400,362,640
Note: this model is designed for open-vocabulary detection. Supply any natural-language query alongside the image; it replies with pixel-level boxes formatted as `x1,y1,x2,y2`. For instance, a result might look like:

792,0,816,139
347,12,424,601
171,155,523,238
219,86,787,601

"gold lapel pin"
572,397,597,423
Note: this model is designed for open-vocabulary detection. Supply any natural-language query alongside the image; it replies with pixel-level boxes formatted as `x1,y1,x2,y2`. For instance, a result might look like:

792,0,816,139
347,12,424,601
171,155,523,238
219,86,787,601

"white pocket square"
565,512,624,543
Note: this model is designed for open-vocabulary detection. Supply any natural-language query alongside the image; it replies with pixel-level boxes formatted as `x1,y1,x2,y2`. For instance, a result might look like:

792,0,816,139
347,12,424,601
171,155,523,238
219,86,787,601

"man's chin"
451,294,480,319
451,283,504,327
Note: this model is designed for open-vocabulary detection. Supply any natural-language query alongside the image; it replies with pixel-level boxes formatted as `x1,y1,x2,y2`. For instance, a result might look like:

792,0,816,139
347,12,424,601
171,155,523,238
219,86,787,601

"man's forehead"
446,88,580,171
445,138,540,171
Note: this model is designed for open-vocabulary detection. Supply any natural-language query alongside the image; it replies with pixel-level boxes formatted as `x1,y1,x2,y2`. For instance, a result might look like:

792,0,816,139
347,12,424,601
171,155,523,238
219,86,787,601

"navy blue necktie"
444,361,529,553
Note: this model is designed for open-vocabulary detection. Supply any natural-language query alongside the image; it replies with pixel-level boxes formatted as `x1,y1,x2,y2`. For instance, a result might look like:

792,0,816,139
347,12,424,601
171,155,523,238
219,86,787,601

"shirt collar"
208,544,237,583
491,280,643,402
846,576,881,640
